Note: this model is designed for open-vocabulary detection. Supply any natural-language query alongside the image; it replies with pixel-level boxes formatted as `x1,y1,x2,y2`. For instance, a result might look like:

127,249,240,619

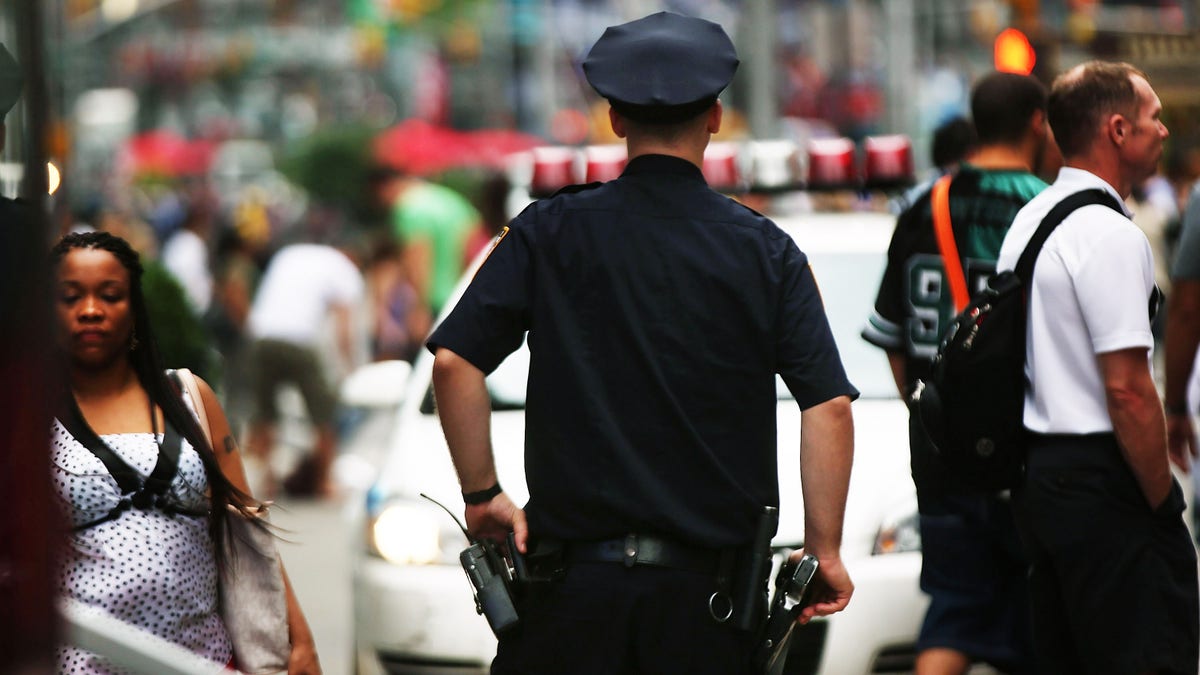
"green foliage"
279,125,378,221
142,262,218,386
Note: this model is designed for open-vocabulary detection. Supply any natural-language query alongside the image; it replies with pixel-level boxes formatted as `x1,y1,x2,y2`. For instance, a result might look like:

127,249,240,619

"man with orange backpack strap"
861,71,1060,675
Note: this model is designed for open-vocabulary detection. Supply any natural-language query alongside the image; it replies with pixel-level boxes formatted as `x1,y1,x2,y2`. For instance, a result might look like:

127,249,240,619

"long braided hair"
50,230,258,566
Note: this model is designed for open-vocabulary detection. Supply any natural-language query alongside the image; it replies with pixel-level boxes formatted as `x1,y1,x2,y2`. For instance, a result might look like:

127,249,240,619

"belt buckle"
622,533,638,568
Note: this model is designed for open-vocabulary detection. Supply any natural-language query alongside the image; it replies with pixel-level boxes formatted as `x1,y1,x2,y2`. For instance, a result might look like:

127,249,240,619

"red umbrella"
466,128,544,167
373,119,544,175
121,130,215,177
373,119,477,176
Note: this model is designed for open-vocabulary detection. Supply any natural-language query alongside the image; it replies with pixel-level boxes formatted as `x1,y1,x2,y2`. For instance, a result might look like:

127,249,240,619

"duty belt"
566,533,723,576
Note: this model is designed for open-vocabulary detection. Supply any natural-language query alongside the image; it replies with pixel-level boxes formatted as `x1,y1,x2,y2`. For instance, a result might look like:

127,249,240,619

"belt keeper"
623,534,638,568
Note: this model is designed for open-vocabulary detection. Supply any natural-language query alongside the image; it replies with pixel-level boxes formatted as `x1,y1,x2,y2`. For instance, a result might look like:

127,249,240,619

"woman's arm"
194,375,323,675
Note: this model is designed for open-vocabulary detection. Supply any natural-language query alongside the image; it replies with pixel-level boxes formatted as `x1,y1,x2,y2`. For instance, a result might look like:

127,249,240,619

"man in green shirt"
373,166,482,315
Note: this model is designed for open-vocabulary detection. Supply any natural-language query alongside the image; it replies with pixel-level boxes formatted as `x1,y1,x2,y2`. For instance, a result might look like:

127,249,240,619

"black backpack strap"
62,384,188,530
59,398,142,496
137,415,183,506
1013,189,1124,284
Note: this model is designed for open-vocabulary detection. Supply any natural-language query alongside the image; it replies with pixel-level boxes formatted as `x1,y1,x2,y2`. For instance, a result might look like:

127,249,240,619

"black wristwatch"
463,482,502,505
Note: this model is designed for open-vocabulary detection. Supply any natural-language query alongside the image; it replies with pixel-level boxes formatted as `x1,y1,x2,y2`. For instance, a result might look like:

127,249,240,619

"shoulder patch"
551,182,604,197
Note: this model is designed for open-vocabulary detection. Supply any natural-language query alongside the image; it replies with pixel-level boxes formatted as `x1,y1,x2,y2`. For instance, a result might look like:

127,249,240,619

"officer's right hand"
795,552,853,625
464,491,529,553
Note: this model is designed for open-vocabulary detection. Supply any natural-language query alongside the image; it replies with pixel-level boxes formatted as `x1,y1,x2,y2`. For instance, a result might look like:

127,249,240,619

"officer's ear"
609,106,628,139
706,100,723,135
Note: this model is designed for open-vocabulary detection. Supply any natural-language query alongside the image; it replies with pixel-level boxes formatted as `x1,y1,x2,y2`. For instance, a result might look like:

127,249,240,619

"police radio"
421,493,520,636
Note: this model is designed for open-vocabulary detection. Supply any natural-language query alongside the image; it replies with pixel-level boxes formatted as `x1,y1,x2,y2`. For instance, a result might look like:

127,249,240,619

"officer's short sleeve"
425,219,532,374
776,241,860,409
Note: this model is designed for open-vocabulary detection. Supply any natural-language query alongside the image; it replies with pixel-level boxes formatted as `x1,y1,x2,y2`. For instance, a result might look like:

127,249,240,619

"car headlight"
366,496,466,566
872,511,921,555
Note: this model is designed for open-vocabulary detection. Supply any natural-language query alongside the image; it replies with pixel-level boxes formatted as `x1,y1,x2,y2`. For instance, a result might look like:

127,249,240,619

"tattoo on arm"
223,435,238,455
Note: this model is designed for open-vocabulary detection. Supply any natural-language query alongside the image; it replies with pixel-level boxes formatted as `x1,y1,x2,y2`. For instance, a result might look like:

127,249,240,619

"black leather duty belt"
566,534,723,576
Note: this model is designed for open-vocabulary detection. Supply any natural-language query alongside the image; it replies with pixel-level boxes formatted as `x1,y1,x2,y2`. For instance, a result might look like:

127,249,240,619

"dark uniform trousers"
491,562,758,675
1013,432,1199,675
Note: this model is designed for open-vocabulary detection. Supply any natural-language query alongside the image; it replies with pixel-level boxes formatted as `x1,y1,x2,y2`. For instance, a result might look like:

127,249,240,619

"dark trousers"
491,562,757,675
1013,433,1199,675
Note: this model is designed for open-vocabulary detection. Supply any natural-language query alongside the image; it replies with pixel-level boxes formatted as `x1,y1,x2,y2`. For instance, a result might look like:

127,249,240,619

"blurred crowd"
54,163,513,498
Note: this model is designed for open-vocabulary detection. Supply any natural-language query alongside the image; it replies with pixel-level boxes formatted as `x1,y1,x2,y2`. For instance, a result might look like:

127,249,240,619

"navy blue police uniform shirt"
427,154,858,548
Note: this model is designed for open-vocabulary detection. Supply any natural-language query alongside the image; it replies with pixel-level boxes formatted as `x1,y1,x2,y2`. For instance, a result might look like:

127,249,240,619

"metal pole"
743,0,778,139
15,0,47,202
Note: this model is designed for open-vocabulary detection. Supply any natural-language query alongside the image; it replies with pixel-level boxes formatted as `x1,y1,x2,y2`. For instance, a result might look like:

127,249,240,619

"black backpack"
914,189,1123,491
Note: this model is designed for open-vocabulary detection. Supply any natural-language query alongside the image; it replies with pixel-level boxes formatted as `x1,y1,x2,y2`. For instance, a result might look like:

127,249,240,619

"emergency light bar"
524,134,914,198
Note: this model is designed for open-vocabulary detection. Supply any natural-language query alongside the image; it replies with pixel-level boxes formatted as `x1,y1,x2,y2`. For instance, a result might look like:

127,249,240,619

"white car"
344,209,927,675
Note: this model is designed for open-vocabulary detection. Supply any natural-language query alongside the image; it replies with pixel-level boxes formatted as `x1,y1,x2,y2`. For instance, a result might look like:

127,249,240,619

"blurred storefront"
27,0,1200,214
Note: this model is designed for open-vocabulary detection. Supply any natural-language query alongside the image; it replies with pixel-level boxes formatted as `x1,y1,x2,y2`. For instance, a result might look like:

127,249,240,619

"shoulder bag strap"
1013,189,1125,286
930,174,970,313
170,367,213,450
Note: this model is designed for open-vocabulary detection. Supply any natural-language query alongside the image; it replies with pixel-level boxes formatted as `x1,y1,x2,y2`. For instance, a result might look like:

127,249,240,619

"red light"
531,146,578,198
807,137,858,189
703,142,741,192
863,135,914,188
994,28,1036,75
584,145,627,183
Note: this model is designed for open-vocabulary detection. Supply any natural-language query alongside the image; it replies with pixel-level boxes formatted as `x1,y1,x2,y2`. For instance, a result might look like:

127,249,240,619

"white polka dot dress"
50,404,233,673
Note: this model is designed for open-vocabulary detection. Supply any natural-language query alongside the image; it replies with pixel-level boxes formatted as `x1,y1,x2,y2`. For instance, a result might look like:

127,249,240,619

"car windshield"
481,246,896,409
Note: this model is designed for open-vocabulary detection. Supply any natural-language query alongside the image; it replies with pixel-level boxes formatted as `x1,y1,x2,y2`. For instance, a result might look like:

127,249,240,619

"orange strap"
931,175,970,312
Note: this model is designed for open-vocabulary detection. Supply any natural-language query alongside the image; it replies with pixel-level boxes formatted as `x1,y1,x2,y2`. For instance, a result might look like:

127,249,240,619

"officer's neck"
625,137,707,170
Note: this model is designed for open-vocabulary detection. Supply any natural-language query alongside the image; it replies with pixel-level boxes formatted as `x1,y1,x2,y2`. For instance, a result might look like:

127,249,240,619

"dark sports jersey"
428,154,858,547
862,165,1048,388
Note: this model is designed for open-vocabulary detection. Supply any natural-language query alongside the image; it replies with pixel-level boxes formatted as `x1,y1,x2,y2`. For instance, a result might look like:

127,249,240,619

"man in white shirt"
996,61,1197,674
245,242,364,498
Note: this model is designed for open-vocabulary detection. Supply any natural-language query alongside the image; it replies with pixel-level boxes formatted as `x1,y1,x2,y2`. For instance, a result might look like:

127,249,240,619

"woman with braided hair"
50,231,321,674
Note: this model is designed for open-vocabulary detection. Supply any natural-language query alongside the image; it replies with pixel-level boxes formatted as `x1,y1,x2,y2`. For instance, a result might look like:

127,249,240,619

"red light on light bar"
807,137,858,190
584,144,627,183
530,146,578,198
703,142,741,193
863,134,914,189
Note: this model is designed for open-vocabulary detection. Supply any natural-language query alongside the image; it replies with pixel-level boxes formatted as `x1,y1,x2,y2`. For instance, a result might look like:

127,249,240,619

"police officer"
428,12,856,674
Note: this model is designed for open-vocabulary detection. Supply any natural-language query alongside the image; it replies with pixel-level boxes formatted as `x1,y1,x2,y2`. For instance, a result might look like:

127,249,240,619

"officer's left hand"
794,551,853,625
464,491,529,553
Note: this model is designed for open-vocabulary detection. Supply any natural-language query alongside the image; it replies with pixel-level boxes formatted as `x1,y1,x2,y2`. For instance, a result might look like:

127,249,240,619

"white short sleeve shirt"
996,168,1156,434
248,244,365,345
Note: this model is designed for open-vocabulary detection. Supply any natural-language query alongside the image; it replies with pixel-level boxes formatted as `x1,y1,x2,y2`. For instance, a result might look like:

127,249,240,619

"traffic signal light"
994,28,1036,75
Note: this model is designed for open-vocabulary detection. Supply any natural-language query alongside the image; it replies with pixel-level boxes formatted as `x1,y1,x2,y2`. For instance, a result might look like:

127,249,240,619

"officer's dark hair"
931,116,976,170
617,102,714,144
1048,61,1145,159
50,230,260,568
970,72,1047,146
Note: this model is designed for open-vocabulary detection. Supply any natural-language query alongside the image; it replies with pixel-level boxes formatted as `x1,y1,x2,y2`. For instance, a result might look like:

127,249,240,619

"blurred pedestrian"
368,164,480,315
205,223,266,431
50,231,321,673
997,61,1197,673
428,12,856,673
462,171,513,266
244,238,365,498
1164,181,1200,470
891,116,977,215
863,71,1055,675
364,236,430,363
161,191,216,317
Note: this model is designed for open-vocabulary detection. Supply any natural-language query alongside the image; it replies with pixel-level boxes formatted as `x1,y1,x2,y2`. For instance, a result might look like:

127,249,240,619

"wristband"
463,482,502,505
1165,402,1191,416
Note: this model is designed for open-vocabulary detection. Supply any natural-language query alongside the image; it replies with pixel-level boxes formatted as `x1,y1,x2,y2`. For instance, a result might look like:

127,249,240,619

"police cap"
0,44,22,121
583,12,738,124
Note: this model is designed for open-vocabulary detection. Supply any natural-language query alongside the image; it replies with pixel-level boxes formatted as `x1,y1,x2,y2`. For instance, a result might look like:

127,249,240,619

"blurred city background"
5,1,1200,673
